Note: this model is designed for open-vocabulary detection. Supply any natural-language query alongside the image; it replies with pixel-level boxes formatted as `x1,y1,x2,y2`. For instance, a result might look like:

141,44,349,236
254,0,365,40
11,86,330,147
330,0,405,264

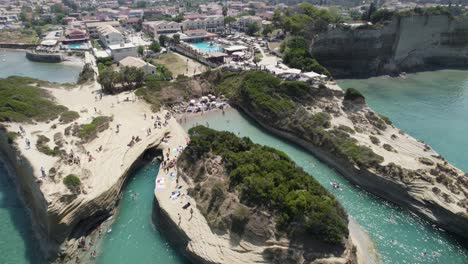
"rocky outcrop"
152,123,363,264
235,79,468,240
0,126,168,262
311,15,468,78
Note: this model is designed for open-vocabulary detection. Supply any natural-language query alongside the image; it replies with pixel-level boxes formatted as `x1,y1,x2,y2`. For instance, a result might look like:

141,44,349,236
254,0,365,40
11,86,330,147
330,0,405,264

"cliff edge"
225,70,468,239
311,15,468,78
153,123,368,264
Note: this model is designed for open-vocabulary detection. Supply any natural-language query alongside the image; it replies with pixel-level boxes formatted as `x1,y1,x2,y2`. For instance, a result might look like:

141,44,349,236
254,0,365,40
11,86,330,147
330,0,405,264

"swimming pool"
68,43,88,50
191,41,221,53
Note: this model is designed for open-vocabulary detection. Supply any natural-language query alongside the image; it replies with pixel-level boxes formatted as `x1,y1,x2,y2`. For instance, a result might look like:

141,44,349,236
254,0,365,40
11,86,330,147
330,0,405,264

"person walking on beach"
40,166,46,178
25,138,30,149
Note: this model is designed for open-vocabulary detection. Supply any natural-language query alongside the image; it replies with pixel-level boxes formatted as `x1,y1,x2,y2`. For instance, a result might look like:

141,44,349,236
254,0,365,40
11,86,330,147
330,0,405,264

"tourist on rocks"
25,138,30,149
40,167,46,178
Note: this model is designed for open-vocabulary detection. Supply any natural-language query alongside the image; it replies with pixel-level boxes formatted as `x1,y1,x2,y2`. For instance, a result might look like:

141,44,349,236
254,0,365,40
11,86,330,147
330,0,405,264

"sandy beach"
2,52,183,262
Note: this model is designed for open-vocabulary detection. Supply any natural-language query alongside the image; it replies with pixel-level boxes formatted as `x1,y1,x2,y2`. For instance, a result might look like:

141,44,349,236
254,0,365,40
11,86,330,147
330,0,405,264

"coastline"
235,99,468,240
152,115,376,264
0,51,179,262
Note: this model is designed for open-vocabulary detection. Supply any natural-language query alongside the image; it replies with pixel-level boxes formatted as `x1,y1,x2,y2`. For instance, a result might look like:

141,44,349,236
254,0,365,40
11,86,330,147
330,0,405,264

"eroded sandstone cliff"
311,15,468,78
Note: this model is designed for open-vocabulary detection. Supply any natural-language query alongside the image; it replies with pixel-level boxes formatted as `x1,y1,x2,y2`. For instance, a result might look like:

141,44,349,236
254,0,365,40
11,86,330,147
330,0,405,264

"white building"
237,16,263,31
119,56,156,75
142,21,181,36
97,25,124,48
182,15,224,33
108,43,138,62
86,21,121,37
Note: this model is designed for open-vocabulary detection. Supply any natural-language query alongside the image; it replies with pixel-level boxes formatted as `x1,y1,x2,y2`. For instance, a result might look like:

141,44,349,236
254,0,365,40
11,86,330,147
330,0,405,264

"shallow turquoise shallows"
0,49,82,83
96,162,187,264
0,161,44,264
337,70,468,172
1,63,468,264
190,41,221,53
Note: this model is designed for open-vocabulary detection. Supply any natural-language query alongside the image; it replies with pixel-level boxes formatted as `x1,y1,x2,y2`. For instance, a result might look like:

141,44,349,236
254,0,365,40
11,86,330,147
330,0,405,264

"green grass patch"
0,76,67,122
36,135,59,156
59,110,80,124
79,116,112,141
63,174,81,192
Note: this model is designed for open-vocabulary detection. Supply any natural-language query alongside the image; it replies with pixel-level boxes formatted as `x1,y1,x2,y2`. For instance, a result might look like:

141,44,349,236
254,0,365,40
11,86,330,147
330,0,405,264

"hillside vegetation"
182,126,348,244
0,76,67,122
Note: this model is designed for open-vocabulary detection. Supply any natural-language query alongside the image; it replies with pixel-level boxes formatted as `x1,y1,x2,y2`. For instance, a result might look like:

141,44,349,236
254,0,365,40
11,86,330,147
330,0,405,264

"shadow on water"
0,160,44,264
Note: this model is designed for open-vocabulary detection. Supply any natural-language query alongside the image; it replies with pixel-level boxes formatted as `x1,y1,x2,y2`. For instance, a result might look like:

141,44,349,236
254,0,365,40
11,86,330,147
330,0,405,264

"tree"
173,13,184,23
246,22,260,36
262,24,274,36
362,3,377,22
173,34,180,45
98,68,120,93
149,41,161,52
136,1,147,8
63,174,81,193
159,35,168,47
224,16,236,34
137,45,144,56
222,6,228,17
253,53,262,66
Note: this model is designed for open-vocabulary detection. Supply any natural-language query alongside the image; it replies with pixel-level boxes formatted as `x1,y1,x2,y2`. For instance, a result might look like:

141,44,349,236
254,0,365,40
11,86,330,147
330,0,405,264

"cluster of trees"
97,57,173,94
0,76,67,122
274,3,342,36
232,71,384,168
98,66,145,94
184,126,349,244
281,37,330,76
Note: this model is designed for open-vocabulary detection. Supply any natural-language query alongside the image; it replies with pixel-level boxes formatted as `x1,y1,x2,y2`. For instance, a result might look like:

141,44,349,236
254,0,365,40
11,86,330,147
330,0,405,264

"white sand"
5,51,173,212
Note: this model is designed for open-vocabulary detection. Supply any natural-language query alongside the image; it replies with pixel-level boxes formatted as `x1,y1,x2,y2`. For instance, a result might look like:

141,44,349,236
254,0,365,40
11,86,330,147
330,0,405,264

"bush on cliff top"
63,174,81,192
184,126,349,244
0,76,67,122
344,88,365,102
79,116,112,141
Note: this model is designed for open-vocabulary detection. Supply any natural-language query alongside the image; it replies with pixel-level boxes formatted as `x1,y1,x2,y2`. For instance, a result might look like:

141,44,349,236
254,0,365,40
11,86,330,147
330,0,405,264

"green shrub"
59,110,79,124
36,135,59,156
369,135,380,145
231,206,250,234
79,116,112,141
337,125,355,134
344,88,365,102
185,126,348,244
379,114,392,125
0,76,67,122
63,174,81,192
281,37,331,76
6,131,18,144
77,63,95,84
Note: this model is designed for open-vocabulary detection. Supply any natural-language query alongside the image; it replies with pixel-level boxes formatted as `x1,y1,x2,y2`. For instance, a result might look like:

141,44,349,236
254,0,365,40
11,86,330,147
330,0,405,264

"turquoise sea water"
97,162,187,264
1,61,467,264
191,42,221,53
0,49,82,83
182,107,468,264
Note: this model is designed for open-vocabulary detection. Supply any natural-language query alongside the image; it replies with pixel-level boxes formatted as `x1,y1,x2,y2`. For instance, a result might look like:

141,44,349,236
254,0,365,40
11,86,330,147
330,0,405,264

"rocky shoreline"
152,120,376,264
311,15,468,78
232,78,468,240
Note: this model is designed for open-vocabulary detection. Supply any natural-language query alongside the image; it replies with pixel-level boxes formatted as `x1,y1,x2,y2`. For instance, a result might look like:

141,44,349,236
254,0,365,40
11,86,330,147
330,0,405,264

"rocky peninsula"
180,69,468,240
310,14,468,78
152,125,379,264
0,53,180,262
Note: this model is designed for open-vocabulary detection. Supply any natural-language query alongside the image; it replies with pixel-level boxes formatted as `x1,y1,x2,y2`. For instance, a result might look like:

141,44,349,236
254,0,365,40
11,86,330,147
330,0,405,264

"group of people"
66,150,81,166
127,112,173,148
75,237,97,263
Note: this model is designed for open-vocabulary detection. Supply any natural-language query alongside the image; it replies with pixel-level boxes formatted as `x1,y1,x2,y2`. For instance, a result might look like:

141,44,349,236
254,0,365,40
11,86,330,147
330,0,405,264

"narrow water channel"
96,162,187,264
